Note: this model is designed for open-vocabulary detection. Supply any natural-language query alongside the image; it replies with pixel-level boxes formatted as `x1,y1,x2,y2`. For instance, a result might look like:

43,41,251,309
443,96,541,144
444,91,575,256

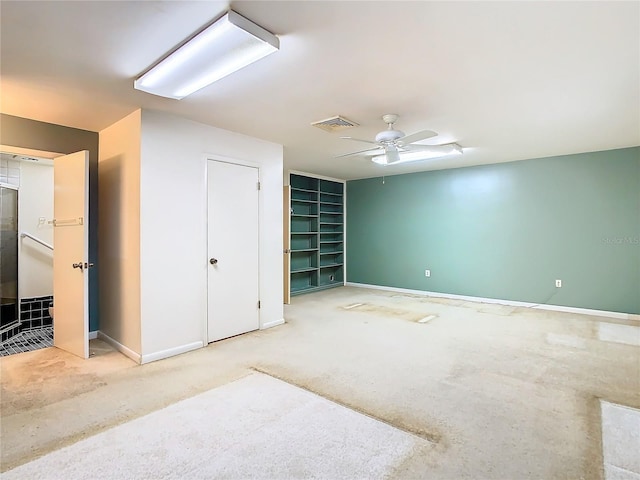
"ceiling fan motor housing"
375,129,405,143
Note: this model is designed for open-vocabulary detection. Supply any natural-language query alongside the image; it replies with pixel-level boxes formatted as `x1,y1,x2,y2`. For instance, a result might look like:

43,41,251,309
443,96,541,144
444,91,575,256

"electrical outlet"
555,279,562,288
425,269,431,277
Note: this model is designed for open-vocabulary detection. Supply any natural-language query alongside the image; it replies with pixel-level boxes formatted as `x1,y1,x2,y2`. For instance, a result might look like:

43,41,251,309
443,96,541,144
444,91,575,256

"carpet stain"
251,366,443,444
343,303,431,323
391,294,465,307
0,342,136,416
476,305,516,316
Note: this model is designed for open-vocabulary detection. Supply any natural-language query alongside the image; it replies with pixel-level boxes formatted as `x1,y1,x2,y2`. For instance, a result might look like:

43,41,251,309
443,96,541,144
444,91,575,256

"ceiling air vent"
311,115,359,132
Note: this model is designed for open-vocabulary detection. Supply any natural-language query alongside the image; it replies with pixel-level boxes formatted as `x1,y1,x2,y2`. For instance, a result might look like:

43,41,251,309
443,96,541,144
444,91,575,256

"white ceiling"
1,1,638,180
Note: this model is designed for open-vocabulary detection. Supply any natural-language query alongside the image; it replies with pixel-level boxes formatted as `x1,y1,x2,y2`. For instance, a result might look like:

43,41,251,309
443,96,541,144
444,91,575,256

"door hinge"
258,300,261,309
257,181,261,190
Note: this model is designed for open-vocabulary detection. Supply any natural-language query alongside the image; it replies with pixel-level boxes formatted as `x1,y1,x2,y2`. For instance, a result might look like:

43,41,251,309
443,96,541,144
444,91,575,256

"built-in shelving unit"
289,173,344,295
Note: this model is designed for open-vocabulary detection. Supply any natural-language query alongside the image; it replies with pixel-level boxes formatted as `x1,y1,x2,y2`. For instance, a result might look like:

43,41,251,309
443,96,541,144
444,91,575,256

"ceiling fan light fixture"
375,129,405,143
134,10,279,99
372,143,463,165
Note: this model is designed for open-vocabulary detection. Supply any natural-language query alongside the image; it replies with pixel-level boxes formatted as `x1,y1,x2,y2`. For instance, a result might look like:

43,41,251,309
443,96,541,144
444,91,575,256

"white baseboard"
533,304,638,320
345,282,637,321
97,331,141,363
140,341,203,365
88,331,98,340
261,318,285,329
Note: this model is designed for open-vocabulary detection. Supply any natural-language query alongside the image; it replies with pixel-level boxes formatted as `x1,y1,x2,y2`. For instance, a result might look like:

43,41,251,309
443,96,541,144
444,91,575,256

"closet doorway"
0,149,90,359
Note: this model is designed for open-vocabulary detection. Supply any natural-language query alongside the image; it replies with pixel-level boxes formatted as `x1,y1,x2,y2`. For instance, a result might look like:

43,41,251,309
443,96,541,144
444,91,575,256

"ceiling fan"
337,114,462,165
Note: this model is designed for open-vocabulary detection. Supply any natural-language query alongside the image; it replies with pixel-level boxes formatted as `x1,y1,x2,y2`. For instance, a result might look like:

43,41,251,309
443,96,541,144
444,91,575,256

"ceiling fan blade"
340,136,380,145
398,129,438,145
334,147,382,158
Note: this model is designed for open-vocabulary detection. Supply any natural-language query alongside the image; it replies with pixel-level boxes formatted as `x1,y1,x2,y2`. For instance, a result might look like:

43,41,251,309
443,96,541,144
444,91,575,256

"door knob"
210,258,218,265
72,262,84,271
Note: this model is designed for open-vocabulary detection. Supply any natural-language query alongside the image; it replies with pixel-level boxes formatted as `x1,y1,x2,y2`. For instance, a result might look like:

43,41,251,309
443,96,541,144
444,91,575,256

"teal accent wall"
346,147,640,314
0,114,100,331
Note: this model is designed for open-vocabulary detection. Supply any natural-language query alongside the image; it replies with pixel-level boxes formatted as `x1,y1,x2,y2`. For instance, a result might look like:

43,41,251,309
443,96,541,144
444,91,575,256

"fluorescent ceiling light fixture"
372,143,463,165
134,10,279,99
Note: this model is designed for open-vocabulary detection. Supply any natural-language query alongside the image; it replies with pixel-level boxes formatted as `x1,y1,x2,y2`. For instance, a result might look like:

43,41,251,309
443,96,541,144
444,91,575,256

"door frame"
203,154,262,345
283,185,291,304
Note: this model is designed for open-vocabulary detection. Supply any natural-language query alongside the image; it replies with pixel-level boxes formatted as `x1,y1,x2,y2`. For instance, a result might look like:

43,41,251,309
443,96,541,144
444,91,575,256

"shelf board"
319,240,343,244
291,285,318,293
319,263,343,268
292,187,319,194
319,222,343,225
291,248,318,253
291,267,318,273
320,191,343,196
319,251,343,255
290,282,342,296
321,201,343,206
291,198,317,204
319,211,342,215
292,214,318,218
291,232,319,235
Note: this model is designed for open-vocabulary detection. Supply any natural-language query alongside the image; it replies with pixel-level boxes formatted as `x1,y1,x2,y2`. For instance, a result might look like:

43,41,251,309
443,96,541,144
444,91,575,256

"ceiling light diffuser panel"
372,143,463,165
134,11,279,99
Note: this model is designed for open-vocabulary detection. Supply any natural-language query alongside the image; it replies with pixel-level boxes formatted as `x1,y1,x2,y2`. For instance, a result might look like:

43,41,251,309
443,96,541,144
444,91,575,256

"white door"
207,160,260,342
53,151,89,359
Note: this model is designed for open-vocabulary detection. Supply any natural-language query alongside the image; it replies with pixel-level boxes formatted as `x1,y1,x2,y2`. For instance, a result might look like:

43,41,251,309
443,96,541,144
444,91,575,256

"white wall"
139,110,284,361
98,110,142,358
18,161,53,299
0,156,20,187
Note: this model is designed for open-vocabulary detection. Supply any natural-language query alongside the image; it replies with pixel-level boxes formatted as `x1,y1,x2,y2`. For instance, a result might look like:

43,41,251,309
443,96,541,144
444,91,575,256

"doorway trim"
203,153,262,346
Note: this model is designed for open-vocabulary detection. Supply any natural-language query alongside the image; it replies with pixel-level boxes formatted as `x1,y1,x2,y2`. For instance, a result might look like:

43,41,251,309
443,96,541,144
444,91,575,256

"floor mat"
3,372,426,480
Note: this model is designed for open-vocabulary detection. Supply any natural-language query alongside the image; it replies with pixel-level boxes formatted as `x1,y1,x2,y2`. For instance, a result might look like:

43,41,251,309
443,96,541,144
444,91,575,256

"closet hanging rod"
20,232,53,251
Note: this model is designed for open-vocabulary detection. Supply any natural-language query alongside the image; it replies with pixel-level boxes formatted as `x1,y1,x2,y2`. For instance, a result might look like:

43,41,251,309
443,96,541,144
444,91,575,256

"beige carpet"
4,287,638,478
2,372,426,479
600,401,640,480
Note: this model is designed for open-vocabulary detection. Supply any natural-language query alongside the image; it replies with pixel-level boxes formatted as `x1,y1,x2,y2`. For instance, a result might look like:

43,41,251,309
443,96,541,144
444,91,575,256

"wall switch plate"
425,269,431,277
555,279,562,288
